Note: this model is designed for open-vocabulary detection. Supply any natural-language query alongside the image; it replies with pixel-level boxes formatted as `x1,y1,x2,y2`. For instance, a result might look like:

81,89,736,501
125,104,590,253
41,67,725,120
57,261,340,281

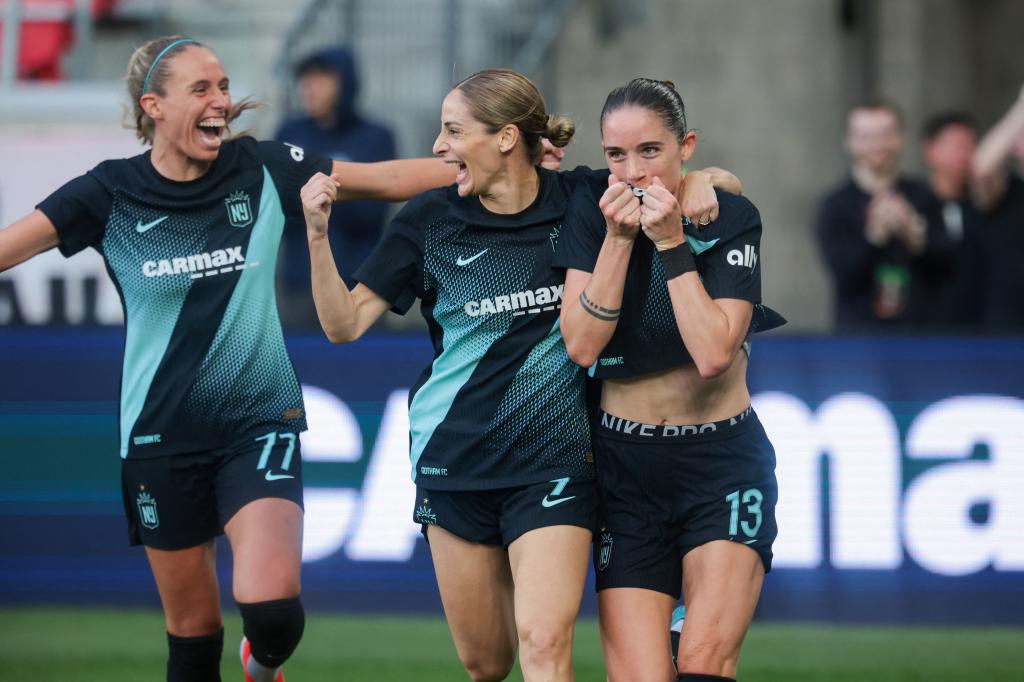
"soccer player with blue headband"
0,34,462,682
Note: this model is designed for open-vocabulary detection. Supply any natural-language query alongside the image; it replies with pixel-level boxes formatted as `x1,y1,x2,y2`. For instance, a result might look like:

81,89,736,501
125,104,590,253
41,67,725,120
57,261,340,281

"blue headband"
143,39,196,94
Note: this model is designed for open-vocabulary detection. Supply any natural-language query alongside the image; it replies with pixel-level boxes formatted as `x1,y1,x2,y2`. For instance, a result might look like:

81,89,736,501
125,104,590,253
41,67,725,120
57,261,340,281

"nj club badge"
598,531,613,571
225,191,253,228
137,492,159,530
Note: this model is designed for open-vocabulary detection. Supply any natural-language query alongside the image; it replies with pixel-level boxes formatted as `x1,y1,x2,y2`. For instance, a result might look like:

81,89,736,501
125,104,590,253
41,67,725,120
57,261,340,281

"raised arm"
560,169,735,368
303,173,391,342
972,83,1024,211
0,210,61,273
641,177,752,378
331,157,457,203
560,174,640,368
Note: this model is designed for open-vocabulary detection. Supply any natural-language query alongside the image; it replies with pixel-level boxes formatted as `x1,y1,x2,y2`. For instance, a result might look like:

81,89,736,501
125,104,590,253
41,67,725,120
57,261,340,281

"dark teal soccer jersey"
553,177,786,379
37,138,331,458
355,166,599,491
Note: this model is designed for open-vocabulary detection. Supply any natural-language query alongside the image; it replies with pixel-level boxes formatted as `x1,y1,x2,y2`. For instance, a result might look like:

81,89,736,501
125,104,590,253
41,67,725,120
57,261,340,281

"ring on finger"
698,215,711,226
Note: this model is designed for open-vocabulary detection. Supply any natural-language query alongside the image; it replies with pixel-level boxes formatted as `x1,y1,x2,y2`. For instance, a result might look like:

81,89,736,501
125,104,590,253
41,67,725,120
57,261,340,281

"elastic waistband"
596,406,758,442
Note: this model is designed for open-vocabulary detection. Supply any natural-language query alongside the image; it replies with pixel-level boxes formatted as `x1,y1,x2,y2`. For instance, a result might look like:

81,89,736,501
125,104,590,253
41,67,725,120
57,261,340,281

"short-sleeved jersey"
554,174,785,379
354,166,599,491
37,137,332,458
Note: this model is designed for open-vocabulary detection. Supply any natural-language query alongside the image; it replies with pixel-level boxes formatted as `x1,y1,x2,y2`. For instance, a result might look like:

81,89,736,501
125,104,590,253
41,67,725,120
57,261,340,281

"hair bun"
660,79,677,91
544,114,576,148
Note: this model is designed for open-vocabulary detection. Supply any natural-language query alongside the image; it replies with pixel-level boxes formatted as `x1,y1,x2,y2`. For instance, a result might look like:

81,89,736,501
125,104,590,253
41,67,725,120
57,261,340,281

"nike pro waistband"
596,406,758,442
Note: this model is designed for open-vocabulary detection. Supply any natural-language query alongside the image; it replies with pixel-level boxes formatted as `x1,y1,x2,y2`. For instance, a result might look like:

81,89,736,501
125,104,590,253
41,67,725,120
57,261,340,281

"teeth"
198,118,225,128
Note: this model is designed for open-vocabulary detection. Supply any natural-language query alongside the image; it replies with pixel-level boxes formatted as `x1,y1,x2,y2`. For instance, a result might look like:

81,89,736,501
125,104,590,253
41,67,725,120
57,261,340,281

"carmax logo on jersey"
141,247,260,280
464,284,563,318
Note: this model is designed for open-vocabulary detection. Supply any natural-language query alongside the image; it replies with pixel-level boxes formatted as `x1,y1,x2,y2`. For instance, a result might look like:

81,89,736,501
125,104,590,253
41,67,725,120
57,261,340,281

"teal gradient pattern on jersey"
183,167,304,434
641,235,720,343
103,191,206,458
641,248,679,342
481,318,589,476
407,224,532,481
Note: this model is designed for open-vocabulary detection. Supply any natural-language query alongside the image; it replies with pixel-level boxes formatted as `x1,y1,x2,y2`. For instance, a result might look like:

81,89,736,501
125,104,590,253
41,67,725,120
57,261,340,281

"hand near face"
600,173,642,242
301,172,341,238
639,177,684,250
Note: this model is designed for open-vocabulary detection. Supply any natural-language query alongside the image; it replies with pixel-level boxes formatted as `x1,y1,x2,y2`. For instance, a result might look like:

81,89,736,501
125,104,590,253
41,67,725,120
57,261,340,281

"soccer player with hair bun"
303,68,739,681
0,35,460,682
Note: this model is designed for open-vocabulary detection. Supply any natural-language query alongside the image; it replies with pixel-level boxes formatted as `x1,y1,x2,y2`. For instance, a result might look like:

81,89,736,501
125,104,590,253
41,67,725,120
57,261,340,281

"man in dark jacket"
816,101,953,332
276,47,397,326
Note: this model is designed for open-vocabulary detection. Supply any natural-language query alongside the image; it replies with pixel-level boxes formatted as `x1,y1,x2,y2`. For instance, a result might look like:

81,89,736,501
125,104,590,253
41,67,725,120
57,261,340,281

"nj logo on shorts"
137,492,159,530
415,503,438,525
598,531,614,571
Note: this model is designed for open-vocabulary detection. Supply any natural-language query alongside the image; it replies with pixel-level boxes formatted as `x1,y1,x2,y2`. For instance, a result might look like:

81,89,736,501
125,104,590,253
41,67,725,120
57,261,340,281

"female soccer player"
301,69,738,681
556,78,784,682
0,36,456,682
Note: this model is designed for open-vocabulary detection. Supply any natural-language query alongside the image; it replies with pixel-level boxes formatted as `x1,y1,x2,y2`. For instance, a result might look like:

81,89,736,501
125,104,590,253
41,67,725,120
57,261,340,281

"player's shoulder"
563,167,608,217
249,136,317,166
395,186,454,225
561,165,609,197
716,188,758,218
248,136,288,161
82,151,152,194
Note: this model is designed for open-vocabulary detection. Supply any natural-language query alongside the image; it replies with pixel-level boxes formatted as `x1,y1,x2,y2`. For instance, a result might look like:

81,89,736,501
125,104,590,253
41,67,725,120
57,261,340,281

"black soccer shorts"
592,407,778,598
414,476,598,548
121,431,304,550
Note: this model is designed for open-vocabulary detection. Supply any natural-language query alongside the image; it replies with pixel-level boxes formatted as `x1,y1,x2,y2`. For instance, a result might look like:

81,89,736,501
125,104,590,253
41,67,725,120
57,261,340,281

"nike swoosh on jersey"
136,216,169,233
541,494,576,508
264,471,295,481
456,249,489,266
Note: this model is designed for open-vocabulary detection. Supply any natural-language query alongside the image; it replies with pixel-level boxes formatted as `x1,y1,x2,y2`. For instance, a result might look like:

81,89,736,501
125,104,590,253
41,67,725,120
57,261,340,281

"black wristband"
658,242,697,280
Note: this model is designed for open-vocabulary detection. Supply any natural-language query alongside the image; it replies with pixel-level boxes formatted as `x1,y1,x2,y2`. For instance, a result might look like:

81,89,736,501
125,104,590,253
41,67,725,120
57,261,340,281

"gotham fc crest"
137,492,159,530
598,531,613,571
225,190,253,228
415,504,437,525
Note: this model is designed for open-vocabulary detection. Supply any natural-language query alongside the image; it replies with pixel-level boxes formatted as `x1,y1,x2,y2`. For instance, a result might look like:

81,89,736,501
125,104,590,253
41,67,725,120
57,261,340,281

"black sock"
167,629,223,682
678,674,736,682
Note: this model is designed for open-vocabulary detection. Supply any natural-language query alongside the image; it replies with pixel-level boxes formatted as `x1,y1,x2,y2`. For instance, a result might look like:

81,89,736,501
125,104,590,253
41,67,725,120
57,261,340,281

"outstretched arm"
972,83,1024,211
330,140,570,204
331,157,457,203
0,211,61,273
304,173,391,342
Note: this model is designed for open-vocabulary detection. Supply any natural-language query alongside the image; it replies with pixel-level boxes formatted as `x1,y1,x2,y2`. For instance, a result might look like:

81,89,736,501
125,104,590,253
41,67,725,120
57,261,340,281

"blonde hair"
454,69,574,164
124,36,260,145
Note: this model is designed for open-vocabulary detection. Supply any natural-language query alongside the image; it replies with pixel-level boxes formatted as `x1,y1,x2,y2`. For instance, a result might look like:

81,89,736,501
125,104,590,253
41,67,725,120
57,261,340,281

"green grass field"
1,607,1022,681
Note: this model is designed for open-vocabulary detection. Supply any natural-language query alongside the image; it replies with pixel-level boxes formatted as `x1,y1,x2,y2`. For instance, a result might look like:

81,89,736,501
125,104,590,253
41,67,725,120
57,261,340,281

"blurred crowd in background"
2,0,1023,335
817,91,1024,333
